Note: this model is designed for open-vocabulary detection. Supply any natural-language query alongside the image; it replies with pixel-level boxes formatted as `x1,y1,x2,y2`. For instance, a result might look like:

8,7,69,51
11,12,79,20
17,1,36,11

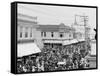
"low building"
17,13,87,57
37,23,76,48
17,13,38,43
90,39,96,56
17,13,43,57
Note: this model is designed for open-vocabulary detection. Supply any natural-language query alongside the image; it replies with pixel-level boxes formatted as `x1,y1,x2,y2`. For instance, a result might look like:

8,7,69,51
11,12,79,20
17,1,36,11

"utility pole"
74,14,89,53
74,15,78,25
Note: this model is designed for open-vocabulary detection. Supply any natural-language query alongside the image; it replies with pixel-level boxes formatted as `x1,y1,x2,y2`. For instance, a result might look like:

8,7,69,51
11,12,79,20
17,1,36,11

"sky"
18,3,96,37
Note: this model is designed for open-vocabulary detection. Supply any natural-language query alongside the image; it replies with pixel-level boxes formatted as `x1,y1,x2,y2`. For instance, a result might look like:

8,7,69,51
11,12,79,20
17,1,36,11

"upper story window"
51,32,54,37
59,32,64,38
30,28,32,37
41,32,46,37
20,32,22,38
30,33,32,37
19,27,23,38
69,34,71,37
25,27,28,38
25,32,28,38
41,32,43,37
44,32,46,37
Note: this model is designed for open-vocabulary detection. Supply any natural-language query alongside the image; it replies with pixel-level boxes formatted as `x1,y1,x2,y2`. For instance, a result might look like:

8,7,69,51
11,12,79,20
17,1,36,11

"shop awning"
43,39,85,45
44,40,62,44
18,43,41,57
62,39,78,45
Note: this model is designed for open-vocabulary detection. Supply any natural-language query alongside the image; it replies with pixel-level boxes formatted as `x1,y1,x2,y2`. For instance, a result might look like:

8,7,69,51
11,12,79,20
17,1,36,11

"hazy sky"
18,3,96,35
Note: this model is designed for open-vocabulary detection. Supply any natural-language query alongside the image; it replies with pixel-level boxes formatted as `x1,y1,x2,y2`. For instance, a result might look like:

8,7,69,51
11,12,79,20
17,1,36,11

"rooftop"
18,13,38,25
18,13,37,20
37,23,75,32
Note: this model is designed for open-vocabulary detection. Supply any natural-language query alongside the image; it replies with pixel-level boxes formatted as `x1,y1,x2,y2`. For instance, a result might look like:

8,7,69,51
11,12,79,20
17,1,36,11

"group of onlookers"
17,42,90,73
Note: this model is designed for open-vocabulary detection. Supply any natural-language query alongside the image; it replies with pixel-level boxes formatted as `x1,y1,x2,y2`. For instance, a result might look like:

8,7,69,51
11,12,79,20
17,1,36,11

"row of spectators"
17,42,90,73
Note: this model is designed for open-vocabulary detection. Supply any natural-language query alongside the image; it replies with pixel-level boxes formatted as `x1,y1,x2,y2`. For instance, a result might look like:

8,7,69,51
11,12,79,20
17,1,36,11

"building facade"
37,23,76,48
17,13,38,42
18,14,93,54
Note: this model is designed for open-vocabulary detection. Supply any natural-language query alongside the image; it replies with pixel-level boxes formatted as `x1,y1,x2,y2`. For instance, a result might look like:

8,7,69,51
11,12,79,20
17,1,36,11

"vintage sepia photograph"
16,2,97,73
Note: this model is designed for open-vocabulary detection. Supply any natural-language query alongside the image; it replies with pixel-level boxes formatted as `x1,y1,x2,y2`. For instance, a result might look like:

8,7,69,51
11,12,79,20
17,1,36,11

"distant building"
72,23,90,41
17,13,38,43
37,23,75,48
72,23,96,56
17,14,77,49
17,13,43,57
90,39,96,56
17,13,87,50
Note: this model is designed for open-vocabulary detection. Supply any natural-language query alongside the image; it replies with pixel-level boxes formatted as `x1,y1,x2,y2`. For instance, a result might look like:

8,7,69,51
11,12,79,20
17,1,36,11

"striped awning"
18,43,41,57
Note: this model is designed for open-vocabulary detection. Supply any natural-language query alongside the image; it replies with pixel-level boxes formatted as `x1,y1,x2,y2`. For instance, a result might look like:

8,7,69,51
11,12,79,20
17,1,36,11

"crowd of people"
17,41,91,73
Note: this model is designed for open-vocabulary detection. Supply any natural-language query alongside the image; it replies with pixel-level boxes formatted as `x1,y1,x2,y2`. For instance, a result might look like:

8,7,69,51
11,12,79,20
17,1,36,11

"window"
60,34,63,37
30,28,32,37
19,27,23,38
41,32,43,37
60,32,64,38
69,34,71,37
44,32,46,37
51,32,54,37
25,27,28,38
25,32,28,37
30,32,32,37
41,32,46,37
80,33,82,37
20,32,22,38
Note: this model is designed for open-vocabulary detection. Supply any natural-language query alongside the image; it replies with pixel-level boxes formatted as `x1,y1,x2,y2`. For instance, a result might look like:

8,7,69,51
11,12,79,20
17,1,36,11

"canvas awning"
63,39,78,45
44,40,62,44
43,39,85,46
77,38,85,42
18,43,41,57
